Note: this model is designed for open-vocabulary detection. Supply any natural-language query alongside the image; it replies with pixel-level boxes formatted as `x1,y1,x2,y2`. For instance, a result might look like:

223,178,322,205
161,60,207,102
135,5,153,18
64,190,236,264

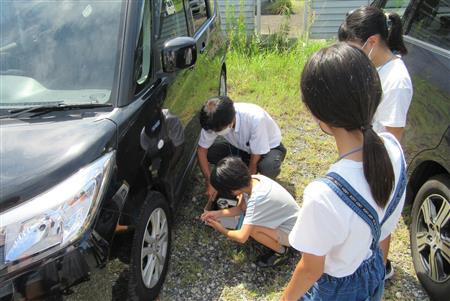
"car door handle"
199,42,206,54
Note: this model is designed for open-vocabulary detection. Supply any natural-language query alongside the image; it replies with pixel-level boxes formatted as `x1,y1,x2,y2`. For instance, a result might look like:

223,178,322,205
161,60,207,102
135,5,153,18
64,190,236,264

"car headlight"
0,151,115,272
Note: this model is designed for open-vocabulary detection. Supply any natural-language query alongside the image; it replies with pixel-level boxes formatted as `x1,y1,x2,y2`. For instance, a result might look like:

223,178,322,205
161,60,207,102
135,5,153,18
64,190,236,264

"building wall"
310,0,371,39
217,0,255,36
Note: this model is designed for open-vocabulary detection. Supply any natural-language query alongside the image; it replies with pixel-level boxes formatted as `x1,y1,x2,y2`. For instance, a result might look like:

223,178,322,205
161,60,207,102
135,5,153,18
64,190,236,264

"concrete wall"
310,0,371,39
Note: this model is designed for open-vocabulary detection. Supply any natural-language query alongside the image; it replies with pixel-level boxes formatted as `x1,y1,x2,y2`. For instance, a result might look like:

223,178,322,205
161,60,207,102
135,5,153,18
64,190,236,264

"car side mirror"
162,37,197,73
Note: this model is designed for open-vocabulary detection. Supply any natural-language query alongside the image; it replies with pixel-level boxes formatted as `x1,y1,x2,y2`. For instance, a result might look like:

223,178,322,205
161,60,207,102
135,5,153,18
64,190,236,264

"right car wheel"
128,191,171,300
410,174,450,301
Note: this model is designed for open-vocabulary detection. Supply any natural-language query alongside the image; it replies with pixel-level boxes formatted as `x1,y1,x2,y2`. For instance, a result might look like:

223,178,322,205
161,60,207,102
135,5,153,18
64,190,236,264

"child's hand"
205,218,225,232
200,210,219,222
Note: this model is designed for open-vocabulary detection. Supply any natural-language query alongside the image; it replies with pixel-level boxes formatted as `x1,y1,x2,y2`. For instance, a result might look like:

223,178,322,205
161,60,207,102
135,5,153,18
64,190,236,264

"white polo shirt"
373,58,413,133
198,103,282,155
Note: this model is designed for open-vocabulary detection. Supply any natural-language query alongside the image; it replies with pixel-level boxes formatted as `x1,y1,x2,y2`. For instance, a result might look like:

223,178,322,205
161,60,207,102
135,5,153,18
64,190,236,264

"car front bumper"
0,230,110,300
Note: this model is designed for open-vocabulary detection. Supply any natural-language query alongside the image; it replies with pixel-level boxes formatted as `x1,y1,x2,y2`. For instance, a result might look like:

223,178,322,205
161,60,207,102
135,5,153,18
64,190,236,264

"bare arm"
201,206,242,222
379,235,391,264
385,127,404,142
197,146,217,199
197,146,211,181
248,154,261,175
281,253,325,301
206,220,252,244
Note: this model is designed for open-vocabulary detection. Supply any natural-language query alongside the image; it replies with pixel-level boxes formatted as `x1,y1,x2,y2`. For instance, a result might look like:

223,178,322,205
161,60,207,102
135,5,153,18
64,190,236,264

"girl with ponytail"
338,6,412,142
282,43,407,301
339,6,413,279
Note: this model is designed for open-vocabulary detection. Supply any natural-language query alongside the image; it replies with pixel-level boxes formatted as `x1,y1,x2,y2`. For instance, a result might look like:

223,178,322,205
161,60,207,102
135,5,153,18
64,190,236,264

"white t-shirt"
373,58,413,133
198,103,282,155
289,133,406,278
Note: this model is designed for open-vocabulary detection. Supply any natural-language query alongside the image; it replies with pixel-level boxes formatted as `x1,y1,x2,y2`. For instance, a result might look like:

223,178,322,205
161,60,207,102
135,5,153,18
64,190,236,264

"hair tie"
385,13,392,31
361,124,373,132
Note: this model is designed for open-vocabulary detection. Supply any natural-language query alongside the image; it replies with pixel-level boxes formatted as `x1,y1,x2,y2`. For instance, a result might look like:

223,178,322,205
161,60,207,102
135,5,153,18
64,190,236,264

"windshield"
0,0,125,108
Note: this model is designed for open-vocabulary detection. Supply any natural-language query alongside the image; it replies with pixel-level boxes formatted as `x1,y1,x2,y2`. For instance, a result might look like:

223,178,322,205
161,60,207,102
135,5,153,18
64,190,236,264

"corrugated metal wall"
217,0,255,36
310,0,371,39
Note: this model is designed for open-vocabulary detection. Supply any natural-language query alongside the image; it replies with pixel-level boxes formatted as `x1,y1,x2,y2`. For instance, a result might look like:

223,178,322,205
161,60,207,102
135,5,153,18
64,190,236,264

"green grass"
214,40,428,300
226,40,335,197
160,31,428,299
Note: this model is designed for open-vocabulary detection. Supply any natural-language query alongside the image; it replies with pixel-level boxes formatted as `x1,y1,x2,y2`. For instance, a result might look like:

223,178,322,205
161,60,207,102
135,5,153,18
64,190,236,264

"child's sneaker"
256,247,290,268
385,259,394,280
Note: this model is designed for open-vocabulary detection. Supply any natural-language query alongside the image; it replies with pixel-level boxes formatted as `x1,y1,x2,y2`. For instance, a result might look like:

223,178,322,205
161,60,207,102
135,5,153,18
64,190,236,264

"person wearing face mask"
197,96,286,201
338,6,413,142
338,6,412,282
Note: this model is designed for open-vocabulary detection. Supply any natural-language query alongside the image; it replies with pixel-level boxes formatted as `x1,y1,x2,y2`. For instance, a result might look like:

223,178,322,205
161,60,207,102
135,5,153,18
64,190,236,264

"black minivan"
0,0,226,299
373,1,450,300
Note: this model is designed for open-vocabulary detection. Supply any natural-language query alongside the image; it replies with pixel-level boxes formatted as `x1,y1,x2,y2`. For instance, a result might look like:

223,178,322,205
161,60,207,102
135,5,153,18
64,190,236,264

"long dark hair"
301,43,394,208
338,6,407,56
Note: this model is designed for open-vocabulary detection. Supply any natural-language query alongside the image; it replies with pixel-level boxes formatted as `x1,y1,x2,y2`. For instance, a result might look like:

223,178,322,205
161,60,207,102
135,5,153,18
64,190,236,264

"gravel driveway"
68,170,430,301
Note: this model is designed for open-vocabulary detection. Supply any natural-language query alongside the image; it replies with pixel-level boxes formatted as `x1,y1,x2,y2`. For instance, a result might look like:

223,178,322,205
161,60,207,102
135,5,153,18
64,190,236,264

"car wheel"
128,191,171,300
410,174,450,301
219,69,227,96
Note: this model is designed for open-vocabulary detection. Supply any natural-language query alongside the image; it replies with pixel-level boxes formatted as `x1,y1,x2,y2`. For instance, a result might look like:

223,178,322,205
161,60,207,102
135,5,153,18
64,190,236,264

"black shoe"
385,259,394,280
256,248,290,268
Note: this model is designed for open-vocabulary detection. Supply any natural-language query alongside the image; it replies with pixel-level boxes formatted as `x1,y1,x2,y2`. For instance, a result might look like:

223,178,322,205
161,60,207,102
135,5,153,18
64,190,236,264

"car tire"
219,69,227,96
128,191,171,301
410,174,450,301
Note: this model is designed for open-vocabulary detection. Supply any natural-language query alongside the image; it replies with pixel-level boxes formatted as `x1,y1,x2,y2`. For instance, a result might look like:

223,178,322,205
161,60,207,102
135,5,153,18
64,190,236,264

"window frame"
134,0,153,96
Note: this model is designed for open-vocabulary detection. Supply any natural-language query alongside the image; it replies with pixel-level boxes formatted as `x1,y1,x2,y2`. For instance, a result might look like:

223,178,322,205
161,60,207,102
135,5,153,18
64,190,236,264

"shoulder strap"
380,134,407,226
320,172,381,250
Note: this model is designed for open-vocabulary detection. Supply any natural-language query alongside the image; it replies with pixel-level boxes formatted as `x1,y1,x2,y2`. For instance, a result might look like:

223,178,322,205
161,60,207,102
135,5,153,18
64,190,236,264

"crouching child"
200,156,300,267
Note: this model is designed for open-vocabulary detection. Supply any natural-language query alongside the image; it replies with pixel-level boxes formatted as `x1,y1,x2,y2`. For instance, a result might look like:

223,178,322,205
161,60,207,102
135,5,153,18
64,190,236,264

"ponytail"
301,43,396,209
386,12,408,56
361,126,395,208
339,7,408,56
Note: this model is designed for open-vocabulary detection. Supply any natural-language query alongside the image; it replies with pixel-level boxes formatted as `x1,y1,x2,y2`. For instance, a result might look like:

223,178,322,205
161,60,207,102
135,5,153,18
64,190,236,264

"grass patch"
226,39,335,198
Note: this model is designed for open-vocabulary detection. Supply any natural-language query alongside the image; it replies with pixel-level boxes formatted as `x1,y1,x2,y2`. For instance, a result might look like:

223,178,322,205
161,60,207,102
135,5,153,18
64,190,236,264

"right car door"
155,0,226,203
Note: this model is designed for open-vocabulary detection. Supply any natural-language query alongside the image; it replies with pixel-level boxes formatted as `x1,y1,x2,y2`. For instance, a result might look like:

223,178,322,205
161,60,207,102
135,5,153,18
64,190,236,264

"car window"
189,0,208,31
407,0,450,50
384,0,411,17
157,0,188,46
0,1,124,108
135,0,152,94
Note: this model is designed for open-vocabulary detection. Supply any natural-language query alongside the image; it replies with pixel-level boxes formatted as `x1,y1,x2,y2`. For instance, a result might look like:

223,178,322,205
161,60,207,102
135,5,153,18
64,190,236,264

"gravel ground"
68,169,430,301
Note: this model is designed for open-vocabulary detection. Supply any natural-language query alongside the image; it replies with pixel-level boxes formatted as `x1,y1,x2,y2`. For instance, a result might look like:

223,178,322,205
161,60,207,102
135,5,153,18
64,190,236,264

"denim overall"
301,138,407,301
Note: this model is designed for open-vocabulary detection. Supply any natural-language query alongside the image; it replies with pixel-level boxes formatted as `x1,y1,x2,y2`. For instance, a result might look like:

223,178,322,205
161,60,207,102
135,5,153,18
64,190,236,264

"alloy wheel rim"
140,208,169,288
416,194,450,283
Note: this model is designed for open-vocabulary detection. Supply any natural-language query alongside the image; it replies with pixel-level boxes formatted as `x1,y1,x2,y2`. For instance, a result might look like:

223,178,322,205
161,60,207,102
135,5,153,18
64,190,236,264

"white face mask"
362,39,374,61
216,126,232,136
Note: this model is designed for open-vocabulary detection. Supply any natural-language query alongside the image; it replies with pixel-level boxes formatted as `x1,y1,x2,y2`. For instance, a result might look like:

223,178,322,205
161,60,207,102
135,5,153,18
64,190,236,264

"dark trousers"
207,140,287,179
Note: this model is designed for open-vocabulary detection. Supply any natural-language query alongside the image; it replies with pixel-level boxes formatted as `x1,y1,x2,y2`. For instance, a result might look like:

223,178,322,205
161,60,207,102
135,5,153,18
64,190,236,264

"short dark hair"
210,157,251,195
338,6,407,56
300,43,394,208
199,96,235,131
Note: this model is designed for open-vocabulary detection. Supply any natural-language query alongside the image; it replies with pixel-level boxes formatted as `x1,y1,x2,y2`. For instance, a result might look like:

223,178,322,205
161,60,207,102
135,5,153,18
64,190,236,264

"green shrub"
269,0,294,15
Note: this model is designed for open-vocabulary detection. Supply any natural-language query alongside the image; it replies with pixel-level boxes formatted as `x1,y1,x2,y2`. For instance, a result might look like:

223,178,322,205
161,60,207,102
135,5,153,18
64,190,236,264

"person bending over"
201,157,299,268
197,96,286,200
